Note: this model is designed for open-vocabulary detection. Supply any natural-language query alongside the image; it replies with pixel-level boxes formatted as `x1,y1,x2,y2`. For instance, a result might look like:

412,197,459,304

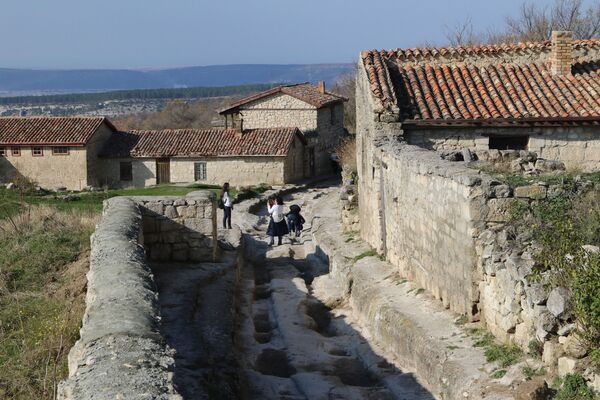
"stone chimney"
551,31,573,76
318,80,326,94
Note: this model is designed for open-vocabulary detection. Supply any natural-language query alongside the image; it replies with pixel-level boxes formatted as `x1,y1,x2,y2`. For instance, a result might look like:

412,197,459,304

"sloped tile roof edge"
99,127,306,159
0,116,118,145
218,83,348,114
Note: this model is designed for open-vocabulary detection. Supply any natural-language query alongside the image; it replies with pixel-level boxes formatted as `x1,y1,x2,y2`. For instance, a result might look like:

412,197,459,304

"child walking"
286,204,305,238
267,195,289,246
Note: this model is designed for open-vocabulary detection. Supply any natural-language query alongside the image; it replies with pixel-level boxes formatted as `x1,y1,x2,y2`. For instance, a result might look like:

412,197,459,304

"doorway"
308,148,316,177
156,158,171,184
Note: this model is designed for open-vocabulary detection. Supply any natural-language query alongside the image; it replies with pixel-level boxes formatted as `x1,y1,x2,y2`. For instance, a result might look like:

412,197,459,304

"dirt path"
236,186,435,400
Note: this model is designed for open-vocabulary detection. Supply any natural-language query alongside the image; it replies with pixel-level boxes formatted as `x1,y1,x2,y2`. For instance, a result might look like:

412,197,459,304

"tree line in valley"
0,84,278,106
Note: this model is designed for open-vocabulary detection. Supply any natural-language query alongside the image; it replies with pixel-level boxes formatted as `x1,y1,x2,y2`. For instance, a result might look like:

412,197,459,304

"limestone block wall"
58,190,217,399
405,126,600,172
98,158,156,188
0,146,89,190
239,93,318,131
58,197,181,399
135,191,217,262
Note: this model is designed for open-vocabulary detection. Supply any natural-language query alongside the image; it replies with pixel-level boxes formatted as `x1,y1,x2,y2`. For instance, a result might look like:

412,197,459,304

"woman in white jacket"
267,195,289,246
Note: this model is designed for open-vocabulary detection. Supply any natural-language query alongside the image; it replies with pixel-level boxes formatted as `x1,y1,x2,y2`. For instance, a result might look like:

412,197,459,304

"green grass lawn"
0,183,225,215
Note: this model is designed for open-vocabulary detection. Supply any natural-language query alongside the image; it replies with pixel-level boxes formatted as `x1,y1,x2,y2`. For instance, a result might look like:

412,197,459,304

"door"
156,158,170,184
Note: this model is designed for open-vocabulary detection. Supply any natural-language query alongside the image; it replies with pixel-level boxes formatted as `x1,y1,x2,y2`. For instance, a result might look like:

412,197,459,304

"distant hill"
0,64,353,94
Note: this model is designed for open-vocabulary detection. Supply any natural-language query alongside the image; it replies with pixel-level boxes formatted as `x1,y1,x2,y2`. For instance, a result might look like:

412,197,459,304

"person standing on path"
221,182,233,229
267,195,289,246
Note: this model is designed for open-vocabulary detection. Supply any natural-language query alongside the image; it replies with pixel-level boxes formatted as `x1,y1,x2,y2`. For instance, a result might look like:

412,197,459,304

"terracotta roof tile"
100,128,305,158
361,38,600,124
0,116,115,145
219,83,347,114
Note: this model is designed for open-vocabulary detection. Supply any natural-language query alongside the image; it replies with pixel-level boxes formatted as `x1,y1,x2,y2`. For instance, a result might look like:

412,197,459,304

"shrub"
554,373,597,400
335,137,357,175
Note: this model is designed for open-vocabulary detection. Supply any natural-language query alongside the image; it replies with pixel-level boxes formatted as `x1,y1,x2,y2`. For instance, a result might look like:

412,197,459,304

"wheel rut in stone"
237,188,436,400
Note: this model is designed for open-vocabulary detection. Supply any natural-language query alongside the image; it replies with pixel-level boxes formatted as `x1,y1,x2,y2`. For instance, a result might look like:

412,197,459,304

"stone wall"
239,93,318,131
405,125,600,172
99,153,304,189
136,191,217,262
58,190,217,399
58,197,181,399
0,146,89,190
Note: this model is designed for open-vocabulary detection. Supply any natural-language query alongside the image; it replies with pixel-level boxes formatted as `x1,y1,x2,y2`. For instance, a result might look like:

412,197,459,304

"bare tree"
444,17,479,46
445,0,600,46
330,70,357,134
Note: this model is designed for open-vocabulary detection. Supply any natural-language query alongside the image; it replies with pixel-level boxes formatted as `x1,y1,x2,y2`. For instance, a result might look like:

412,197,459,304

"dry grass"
0,205,98,399
335,137,357,174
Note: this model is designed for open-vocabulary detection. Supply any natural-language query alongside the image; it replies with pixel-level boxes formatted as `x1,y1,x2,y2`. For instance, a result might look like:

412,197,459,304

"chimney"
551,30,573,76
318,80,326,94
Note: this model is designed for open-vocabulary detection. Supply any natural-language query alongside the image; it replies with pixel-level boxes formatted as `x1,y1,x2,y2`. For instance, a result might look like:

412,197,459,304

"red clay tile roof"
0,116,116,145
100,128,306,158
361,39,600,125
219,83,347,114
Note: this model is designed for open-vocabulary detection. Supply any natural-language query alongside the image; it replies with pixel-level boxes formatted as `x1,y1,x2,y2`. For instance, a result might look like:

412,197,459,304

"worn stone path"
236,186,435,400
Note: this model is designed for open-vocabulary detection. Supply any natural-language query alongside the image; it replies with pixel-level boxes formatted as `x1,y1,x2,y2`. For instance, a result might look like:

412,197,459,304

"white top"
268,204,285,223
223,192,233,207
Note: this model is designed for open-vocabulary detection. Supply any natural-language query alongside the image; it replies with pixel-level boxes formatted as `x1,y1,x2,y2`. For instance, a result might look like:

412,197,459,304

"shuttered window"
194,162,207,181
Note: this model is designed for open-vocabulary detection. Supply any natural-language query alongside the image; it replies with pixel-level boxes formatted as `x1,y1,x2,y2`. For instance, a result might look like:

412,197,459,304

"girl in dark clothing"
267,195,289,246
286,204,305,238
221,182,233,229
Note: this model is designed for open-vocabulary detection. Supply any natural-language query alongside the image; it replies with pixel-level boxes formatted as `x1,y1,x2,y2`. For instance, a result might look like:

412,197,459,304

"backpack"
218,198,225,209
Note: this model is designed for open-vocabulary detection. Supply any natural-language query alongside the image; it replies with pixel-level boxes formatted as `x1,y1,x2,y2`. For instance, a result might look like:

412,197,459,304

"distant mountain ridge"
0,64,353,94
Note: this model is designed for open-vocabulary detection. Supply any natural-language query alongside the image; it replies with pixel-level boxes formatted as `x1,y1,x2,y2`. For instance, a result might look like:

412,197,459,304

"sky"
0,0,559,70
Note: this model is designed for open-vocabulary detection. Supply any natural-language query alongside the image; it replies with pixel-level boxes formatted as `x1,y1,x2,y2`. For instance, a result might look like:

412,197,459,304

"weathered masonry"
58,191,217,399
356,32,600,317
219,82,347,177
360,31,600,171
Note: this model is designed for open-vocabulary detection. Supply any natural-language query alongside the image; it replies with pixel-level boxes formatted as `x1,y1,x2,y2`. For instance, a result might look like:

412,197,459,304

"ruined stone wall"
405,125,600,172
136,191,217,262
58,191,217,399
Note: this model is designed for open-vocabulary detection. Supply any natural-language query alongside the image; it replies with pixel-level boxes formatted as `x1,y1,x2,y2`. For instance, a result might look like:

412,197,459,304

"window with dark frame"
194,162,207,181
330,106,336,125
11,147,20,156
488,135,530,151
52,146,69,155
120,161,133,181
32,146,43,156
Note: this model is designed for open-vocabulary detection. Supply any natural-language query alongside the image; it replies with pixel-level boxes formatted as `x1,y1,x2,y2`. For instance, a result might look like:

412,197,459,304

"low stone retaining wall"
59,191,217,400
135,191,217,262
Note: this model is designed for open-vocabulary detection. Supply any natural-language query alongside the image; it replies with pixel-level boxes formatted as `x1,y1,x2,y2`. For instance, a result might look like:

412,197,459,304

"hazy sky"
0,0,559,70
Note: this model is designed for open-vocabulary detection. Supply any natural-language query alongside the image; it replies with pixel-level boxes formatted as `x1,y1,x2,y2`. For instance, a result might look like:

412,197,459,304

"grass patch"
528,339,544,358
522,366,546,380
471,329,522,368
455,315,469,325
490,369,507,379
553,373,599,400
415,288,425,295
353,248,382,262
0,205,97,399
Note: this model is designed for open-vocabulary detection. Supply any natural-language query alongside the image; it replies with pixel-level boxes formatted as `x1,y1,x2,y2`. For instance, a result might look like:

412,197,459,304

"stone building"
97,128,306,187
354,32,600,354
219,82,347,176
359,31,600,171
0,116,117,190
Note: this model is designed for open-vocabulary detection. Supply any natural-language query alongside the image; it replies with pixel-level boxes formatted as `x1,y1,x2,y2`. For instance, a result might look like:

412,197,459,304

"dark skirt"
267,218,289,237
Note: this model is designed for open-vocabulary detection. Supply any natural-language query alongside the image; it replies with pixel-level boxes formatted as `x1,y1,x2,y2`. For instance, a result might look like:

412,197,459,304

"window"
0,147,5,156
489,135,529,151
194,162,207,181
11,147,20,156
52,146,69,155
32,146,43,156
120,161,133,181
330,106,337,125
